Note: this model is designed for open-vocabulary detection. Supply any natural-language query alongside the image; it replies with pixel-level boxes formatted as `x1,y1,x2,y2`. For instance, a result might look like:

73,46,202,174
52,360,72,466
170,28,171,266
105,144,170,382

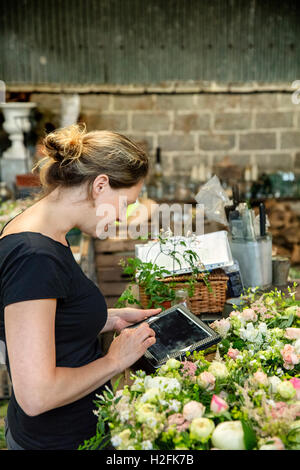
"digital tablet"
126,304,221,371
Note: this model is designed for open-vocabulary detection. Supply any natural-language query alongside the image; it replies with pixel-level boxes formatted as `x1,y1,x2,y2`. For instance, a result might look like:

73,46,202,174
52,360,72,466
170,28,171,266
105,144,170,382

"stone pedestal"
0,158,29,192
0,102,36,192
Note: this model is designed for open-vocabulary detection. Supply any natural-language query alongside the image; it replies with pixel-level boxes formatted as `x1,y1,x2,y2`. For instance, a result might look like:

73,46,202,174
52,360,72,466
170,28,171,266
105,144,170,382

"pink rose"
210,318,231,337
210,394,228,414
229,310,239,318
290,377,300,400
281,344,300,366
227,347,240,360
264,437,285,450
253,370,269,387
273,437,285,450
283,362,295,370
197,371,215,391
183,401,205,421
241,308,258,322
284,328,300,340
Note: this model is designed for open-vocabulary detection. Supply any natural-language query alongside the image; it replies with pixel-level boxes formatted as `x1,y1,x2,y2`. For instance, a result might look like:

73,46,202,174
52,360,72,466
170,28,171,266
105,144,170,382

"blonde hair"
32,123,149,201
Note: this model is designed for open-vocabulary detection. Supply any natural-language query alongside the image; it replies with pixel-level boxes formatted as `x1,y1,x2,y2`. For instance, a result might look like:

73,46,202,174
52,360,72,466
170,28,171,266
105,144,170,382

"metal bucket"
272,256,290,287
229,235,272,289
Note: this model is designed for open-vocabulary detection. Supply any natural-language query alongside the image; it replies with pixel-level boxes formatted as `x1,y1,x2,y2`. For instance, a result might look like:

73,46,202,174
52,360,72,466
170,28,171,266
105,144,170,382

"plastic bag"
195,175,231,226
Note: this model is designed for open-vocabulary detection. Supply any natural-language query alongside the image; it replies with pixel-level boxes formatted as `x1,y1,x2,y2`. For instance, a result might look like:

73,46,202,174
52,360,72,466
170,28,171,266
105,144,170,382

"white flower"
169,400,181,412
211,421,245,450
197,371,216,390
160,399,169,407
211,318,231,338
241,308,258,323
183,401,205,421
144,376,181,394
142,440,153,450
146,416,157,427
268,376,282,394
111,429,133,449
165,358,181,370
294,338,300,355
239,322,268,347
119,412,130,423
111,434,122,448
208,361,229,380
190,418,215,441
252,370,269,387
277,381,296,400
140,387,161,403
131,377,145,392
136,403,158,424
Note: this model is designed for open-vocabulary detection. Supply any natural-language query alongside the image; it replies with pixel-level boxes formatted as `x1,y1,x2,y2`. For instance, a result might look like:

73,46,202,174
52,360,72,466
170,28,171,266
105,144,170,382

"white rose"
165,358,181,370
208,361,229,380
268,376,282,394
212,421,245,450
277,381,296,400
190,418,215,441
136,403,158,424
294,338,300,355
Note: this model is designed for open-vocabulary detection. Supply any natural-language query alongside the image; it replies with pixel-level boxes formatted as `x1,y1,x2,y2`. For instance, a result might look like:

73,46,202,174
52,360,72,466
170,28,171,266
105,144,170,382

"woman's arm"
5,298,155,417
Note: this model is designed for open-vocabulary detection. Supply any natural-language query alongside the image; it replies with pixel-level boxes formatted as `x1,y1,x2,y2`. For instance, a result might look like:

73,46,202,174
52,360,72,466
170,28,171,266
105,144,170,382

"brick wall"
29,85,300,178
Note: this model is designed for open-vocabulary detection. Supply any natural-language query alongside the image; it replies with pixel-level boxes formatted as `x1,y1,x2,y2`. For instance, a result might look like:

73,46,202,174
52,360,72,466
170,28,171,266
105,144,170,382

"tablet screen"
147,308,211,362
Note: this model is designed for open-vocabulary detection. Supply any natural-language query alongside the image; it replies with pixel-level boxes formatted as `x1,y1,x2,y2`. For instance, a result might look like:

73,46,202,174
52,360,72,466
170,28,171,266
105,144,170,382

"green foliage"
115,235,213,309
241,420,257,450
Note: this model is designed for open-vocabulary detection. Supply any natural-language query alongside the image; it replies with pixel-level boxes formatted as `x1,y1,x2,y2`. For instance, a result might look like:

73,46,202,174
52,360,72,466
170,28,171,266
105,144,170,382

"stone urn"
0,102,36,190
1,102,36,160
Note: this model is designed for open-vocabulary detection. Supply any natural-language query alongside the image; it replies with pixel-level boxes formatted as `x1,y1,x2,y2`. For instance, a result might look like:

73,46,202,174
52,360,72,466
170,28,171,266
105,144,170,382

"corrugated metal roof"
0,0,300,88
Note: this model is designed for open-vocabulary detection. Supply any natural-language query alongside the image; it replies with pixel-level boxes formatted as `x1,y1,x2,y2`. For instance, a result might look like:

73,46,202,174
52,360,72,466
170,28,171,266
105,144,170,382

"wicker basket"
138,269,228,315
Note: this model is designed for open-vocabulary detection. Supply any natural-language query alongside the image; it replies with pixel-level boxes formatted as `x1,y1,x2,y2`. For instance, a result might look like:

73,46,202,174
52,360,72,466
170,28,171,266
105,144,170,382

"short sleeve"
1,252,72,307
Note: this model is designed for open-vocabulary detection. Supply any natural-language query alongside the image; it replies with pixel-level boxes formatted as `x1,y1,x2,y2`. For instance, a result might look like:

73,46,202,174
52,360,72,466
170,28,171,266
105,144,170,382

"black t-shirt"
0,229,110,450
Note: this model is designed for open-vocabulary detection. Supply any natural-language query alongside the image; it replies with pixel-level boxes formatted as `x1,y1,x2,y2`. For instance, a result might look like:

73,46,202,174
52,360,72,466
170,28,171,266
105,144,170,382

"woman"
0,123,159,450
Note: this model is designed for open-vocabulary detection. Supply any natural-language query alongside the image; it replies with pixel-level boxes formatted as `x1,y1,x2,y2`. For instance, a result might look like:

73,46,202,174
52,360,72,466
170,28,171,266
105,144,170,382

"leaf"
241,420,257,450
112,374,123,393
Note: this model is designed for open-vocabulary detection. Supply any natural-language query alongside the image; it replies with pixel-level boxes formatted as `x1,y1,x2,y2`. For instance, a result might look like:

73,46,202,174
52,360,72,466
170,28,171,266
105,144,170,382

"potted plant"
114,231,212,311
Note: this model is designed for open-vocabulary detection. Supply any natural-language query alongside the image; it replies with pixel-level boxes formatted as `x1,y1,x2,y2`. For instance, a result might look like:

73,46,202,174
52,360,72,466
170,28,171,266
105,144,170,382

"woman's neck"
10,188,85,245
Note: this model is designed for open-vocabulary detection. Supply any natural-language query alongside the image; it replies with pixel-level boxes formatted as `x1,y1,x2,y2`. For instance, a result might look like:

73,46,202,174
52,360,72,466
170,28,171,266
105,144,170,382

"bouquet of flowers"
79,286,300,451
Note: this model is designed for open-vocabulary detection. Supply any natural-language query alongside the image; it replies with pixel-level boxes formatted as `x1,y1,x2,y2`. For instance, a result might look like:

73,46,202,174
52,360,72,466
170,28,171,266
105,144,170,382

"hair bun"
44,123,86,165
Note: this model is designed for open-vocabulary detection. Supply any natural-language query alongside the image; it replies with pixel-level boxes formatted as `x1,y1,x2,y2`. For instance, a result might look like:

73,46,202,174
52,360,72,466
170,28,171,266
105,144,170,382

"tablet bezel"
127,304,221,369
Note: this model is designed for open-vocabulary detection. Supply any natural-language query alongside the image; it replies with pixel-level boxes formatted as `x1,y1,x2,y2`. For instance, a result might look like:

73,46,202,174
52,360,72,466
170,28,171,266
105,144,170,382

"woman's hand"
106,322,156,372
109,307,162,333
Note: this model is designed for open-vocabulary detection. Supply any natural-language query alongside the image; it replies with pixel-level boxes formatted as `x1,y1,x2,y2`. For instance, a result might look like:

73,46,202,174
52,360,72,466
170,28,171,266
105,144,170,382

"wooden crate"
94,236,145,308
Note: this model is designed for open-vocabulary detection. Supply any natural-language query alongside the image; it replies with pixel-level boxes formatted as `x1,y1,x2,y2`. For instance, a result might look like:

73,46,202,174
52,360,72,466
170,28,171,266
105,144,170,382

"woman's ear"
93,174,110,196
